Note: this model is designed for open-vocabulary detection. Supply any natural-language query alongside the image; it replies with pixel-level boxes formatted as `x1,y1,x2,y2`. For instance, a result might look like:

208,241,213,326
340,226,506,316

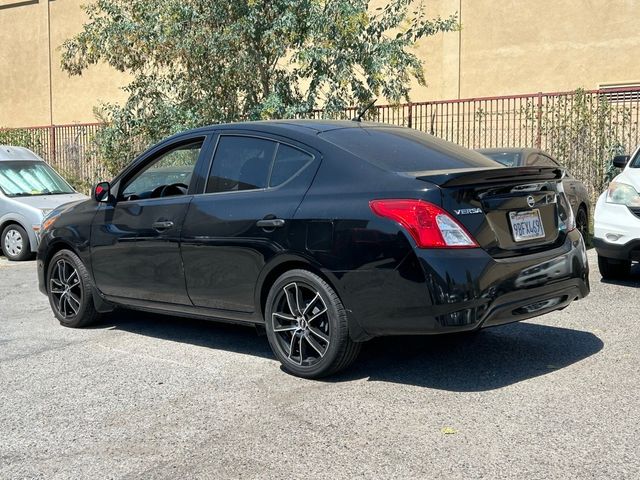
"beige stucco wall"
0,0,51,127
0,0,128,128
1,0,639,127
48,0,128,126
454,0,640,98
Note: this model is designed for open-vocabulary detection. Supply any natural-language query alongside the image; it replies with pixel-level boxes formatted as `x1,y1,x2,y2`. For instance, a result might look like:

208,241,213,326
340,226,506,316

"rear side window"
320,127,498,172
480,151,521,167
270,144,314,187
206,136,277,193
528,154,559,167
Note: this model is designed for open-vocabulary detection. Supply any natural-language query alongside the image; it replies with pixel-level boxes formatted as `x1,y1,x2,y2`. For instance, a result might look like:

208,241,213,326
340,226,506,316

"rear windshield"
480,151,521,167
0,161,74,197
320,127,499,172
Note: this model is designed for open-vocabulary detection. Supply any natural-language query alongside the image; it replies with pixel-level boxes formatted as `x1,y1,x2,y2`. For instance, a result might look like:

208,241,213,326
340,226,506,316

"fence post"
407,102,413,128
536,92,543,148
50,125,57,164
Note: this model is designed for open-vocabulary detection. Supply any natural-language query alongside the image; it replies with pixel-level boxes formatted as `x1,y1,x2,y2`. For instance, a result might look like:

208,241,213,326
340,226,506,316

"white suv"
593,147,640,279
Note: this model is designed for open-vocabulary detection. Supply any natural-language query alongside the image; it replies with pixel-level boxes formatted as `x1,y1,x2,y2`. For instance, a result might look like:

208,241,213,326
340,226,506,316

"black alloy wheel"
47,249,100,328
265,269,361,378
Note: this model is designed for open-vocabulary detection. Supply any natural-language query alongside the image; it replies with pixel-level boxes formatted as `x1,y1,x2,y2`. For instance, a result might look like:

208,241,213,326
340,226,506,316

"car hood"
10,193,89,211
616,168,640,191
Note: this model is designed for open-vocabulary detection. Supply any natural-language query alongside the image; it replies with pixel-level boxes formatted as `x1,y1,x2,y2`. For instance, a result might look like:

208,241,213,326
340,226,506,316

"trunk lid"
412,166,572,258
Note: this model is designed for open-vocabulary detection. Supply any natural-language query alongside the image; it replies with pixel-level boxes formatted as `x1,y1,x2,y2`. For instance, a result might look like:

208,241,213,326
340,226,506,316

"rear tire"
46,249,101,328
575,206,589,244
265,269,361,379
598,254,631,280
1,224,32,261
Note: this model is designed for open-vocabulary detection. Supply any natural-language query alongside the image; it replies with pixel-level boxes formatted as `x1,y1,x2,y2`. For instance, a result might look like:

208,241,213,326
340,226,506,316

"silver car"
0,146,88,261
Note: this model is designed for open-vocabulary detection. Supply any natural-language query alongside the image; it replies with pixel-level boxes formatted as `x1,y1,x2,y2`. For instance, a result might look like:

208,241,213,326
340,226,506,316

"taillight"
369,199,479,249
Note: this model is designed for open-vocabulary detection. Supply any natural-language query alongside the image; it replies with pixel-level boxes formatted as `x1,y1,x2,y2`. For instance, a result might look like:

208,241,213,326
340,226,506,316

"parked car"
477,148,591,240
37,121,589,378
0,146,88,261
593,147,640,279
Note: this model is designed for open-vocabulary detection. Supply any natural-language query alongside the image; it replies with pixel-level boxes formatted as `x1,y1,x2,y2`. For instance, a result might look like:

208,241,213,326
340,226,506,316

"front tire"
1,224,32,261
598,254,631,280
265,269,361,379
46,249,100,328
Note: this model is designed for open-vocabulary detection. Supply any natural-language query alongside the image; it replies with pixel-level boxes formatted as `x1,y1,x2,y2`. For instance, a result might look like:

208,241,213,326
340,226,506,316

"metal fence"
0,123,106,191
2,86,639,198
316,86,640,200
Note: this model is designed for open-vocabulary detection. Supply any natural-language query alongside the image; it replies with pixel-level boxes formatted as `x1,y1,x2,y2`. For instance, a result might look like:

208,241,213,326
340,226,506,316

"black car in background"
478,148,591,240
37,121,589,378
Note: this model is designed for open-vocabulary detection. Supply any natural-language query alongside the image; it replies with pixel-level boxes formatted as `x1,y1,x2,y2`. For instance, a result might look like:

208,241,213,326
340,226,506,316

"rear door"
181,132,320,312
91,135,211,304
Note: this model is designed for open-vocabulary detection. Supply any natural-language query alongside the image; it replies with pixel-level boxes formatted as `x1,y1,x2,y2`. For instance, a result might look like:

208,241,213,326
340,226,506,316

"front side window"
0,161,74,197
206,136,277,193
630,148,640,168
121,140,203,200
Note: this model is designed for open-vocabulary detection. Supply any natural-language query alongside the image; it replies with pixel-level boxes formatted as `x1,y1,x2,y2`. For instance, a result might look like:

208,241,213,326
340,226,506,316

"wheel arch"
42,240,83,283
1,218,29,244
0,217,37,255
255,254,370,342
41,240,114,313
0,218,27,234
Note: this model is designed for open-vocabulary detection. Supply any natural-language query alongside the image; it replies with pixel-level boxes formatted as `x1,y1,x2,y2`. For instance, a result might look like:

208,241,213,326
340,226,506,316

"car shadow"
599,262,640,287
96,310,603,392
95,310,274,360
331,323,603,391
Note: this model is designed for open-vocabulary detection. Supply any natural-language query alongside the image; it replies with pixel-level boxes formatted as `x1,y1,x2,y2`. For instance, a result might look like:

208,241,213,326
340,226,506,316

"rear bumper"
341,229,589,339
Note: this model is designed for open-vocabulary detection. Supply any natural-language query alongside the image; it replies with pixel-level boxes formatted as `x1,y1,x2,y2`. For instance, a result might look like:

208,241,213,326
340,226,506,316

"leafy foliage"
0,129,43,154
539,89,632,199
61,0,458,174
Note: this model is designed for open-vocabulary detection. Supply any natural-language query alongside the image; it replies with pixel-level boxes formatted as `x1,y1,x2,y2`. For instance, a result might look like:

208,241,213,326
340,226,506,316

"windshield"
480,151,522,167
0,161,75,197
631,148,640,168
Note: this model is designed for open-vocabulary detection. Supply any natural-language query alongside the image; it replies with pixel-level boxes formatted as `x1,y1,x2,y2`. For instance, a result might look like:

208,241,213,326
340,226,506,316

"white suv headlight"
606,182,640,207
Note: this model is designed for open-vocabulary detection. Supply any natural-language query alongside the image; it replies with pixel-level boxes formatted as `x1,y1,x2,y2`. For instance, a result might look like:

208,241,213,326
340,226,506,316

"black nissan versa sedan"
37,120,590,378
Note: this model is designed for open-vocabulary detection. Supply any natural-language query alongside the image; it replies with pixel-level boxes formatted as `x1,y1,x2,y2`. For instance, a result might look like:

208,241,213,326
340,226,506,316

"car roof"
173,119,404,138
0,145,44,162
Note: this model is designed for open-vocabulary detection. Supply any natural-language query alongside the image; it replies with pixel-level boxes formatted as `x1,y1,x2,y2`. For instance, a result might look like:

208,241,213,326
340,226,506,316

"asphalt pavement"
1,250,639,479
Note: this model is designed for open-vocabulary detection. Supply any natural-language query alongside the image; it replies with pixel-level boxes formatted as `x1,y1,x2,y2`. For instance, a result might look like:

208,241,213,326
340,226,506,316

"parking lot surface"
1,250,639,479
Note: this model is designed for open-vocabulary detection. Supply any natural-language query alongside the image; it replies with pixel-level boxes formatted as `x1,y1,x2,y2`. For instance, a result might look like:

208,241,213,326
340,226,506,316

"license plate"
509,209,545,242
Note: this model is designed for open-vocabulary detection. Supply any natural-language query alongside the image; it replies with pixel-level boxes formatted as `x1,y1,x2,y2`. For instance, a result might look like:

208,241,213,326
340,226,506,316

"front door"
91,137,208,304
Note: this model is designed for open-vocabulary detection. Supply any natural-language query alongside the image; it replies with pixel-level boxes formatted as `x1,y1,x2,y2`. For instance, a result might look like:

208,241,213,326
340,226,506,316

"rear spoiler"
412,166,565,187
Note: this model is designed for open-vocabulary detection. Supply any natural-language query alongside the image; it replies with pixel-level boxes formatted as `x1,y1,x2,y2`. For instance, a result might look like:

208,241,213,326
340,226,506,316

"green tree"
61,0,458,174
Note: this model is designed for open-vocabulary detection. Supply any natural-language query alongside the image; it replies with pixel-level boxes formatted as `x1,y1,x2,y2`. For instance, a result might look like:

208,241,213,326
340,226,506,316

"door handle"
256,218,285,229
152,220,175,231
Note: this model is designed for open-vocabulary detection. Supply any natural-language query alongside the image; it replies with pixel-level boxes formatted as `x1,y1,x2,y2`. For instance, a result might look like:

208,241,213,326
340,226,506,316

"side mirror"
93,181,111,202
613,155,630,169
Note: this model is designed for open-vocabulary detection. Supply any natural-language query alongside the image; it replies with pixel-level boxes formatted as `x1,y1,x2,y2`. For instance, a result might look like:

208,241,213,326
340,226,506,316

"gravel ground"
0,250,639,479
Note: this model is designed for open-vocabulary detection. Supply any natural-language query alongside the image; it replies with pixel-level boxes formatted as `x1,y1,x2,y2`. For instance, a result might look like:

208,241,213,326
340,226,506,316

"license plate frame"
509,209,545,242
